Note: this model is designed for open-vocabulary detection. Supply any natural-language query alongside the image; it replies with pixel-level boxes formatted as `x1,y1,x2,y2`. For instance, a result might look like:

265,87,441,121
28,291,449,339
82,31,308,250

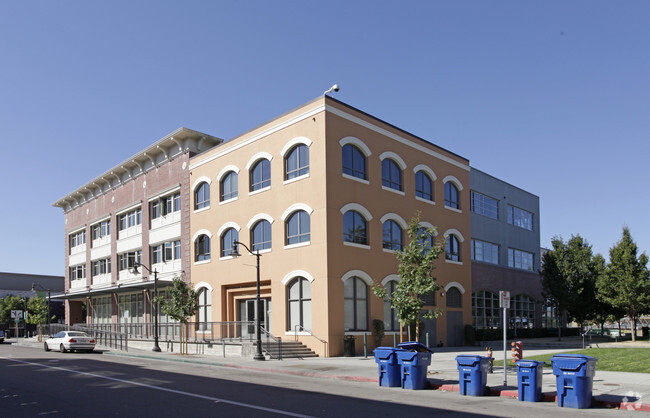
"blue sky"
1,1,648,275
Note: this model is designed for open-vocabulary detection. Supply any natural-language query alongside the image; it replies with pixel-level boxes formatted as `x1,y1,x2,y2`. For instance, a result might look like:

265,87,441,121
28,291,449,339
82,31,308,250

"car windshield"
67,332,89,337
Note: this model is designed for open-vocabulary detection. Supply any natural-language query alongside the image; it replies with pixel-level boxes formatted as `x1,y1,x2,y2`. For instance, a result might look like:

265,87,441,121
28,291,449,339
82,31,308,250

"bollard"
393,333,397,347
426,332,429,348
364,333,368,358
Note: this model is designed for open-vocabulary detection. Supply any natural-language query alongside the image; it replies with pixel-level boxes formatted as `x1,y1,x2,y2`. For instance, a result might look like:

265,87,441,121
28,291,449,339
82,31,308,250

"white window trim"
412,164,438,181
280,136,312,157
342,173,370,185
281,203,314,221
194,282,214,292
442,175,464,191
217,222,241,237
339,136,371,157
380,213,408,229
246,213,275,229
192,229,213,242
217,165,241,182
445,259,464,266
444,206,463,214
192,176,212,192
416,196,436,205
281,270,315,285
194,259,211,266
381,185,406,196
218,197,238,206
381,274,400,286
245,152,273,170
379,151,407,170
283,173,310,185
418,221,439,236
443,228,465,242
340,203,373,221
444,282,466,294
193,206,211,214
341,269,373,286
284,241,311,250
343,241,371,250
248,185,271,196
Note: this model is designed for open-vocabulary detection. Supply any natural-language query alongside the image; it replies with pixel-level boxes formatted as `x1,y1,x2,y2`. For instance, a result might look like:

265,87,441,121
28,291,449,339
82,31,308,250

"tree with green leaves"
0,295,27,324
25,296,48,341
597,227,650,342
155,277,198,354
541,235,602,339
373,212,445,343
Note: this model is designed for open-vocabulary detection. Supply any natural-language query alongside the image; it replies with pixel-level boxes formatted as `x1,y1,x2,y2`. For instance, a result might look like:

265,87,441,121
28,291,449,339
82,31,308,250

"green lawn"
493,348,650,373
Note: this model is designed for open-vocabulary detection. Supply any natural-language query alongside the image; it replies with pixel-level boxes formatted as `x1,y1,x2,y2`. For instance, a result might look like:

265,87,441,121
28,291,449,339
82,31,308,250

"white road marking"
3,357,313,417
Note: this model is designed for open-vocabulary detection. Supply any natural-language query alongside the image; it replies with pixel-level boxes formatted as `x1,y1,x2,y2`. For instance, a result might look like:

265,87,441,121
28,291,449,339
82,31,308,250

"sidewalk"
8,337,650,413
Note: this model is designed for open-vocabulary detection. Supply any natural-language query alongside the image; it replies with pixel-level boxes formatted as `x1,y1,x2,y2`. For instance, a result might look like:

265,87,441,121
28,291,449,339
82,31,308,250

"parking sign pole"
499,291,510,386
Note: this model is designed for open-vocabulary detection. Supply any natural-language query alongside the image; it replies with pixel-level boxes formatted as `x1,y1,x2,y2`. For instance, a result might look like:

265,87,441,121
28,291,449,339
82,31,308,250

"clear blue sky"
1,1,648,276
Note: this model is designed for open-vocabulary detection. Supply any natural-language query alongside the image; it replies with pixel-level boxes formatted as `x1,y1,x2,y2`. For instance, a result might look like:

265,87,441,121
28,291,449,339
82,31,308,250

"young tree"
156,277,199,354
25,297,48,341
541,235,601,338
597,227,650,342
373,213,445,343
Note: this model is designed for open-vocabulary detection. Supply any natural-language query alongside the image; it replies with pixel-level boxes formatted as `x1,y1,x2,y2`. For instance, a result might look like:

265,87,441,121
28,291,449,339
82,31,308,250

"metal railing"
260,326,282,360
294,325,328,357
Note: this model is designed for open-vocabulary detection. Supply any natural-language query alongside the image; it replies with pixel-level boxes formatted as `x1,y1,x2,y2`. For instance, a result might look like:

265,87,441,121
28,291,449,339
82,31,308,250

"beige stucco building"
189,96,472,356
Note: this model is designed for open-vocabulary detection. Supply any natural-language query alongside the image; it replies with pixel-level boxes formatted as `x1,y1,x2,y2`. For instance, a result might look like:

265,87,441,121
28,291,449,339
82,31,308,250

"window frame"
250,158,271,192
342,144,367,180
381,158,403,191
195,182,210,210
343,210,368,245
382,220,403,251
285,210,310,246
285,144,310,180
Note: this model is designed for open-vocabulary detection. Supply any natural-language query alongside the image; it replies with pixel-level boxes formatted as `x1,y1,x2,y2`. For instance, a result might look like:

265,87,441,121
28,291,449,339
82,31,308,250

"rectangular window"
174,240,181,260
69,230,86,248
118,208,142,230
471,192,498,219
508,248,534,271
70,264,86,280
91,258,111,276
173,193,181,212
471,239,499,264
119,250,142,271
151,200,161,219
507,205,533,231
92,220,111,240
152,245,162,264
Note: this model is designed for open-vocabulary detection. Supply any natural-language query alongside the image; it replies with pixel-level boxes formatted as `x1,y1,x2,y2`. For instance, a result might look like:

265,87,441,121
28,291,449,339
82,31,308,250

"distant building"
0,271,65,325
469,168,546,330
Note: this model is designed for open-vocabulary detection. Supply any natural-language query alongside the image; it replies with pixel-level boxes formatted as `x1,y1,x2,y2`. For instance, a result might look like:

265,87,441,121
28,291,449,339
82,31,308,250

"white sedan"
44,331,96,353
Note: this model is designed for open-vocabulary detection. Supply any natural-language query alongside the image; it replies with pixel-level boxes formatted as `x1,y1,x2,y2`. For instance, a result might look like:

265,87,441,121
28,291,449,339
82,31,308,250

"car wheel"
60,344,67,353
44,342,50,352
86,349,94,353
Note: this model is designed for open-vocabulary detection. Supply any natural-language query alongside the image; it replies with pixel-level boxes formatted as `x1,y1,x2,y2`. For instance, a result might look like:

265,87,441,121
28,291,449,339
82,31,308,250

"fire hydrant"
486,346,494,373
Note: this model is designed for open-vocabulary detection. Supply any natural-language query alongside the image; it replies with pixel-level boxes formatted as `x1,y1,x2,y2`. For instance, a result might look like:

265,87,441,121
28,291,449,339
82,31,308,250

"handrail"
260,326,282,360
294,325,328,358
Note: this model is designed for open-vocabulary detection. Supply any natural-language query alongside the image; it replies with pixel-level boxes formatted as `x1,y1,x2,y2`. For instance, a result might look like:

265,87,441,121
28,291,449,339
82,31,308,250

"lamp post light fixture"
232,240,265,361
31,283,51,334
131,262,161,352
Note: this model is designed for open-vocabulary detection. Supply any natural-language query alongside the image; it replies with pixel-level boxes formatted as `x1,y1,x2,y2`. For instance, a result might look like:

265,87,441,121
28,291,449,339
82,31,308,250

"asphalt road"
0,344,638,417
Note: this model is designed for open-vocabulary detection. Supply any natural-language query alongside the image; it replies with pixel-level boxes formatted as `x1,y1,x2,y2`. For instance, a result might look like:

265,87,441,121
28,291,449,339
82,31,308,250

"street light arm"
132,261,153,275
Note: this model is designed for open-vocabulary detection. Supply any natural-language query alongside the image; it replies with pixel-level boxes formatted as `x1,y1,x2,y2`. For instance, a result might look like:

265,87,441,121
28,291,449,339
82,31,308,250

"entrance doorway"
238,298,271,336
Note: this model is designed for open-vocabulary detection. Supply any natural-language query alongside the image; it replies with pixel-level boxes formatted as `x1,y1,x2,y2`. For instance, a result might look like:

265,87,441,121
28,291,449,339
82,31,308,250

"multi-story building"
469,168,543,330
52,129,222,330
52,96,542,357
189,96,472,356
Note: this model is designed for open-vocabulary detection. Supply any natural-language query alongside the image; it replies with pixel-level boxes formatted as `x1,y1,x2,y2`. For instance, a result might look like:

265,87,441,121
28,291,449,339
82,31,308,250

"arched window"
197,287,212,331
220,171,238,202
221,228,239,257
286,210,310,245
446,287,462,308
510,294,535,329
418,227,434,254
472,291,499,329
195,182,210,210
382,220,403,251
250,159,271,192
383,280,399,331
251,220,272,252
342,144,367,180
415,171,433,201
343,210,368,245
287,277,312,331
344,276,368,331
446,234,460,261
445,182,459,209
381,159,402,191
195,234,211,261
285,144,309,180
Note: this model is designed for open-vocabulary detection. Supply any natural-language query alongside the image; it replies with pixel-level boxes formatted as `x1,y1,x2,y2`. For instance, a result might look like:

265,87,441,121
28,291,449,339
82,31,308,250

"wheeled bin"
455,355,491,396
516,360,546,402
373,347,405,387
550,354,598,408
396,342,433,390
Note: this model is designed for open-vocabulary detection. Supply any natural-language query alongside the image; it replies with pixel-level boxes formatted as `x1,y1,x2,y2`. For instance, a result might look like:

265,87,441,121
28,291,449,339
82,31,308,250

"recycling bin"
550,354,598,409
455,355,491,396
396,342,433,390
516,360,546,402
373,347,405,387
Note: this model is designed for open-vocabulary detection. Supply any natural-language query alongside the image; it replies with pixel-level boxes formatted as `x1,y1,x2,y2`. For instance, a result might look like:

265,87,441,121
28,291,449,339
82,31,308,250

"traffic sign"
499,291,510,309
10,310,23,319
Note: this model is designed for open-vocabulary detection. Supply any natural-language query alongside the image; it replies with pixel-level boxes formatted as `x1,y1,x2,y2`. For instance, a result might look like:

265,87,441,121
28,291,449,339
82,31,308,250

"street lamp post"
232,240,265,361
131,263,161,352
31,283,51,334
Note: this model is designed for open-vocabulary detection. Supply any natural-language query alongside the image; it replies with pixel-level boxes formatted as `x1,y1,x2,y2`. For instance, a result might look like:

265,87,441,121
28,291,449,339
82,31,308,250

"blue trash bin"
550,354,598,409
455,355,491,396
373,347,405,387
396,342,433,390
516,360,546,402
